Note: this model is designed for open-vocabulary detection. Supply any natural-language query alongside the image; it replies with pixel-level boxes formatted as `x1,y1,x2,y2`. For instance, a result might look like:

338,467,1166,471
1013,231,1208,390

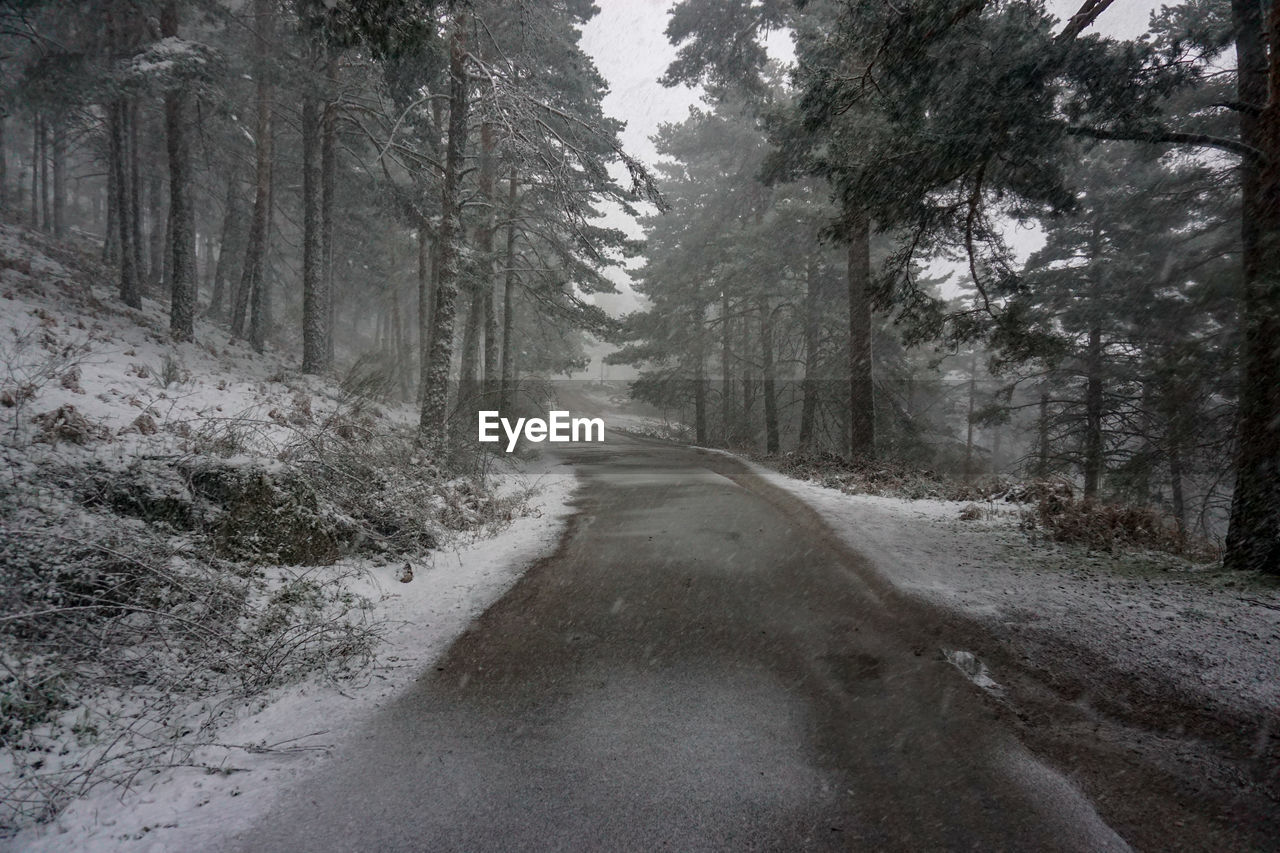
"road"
225,433,1127,851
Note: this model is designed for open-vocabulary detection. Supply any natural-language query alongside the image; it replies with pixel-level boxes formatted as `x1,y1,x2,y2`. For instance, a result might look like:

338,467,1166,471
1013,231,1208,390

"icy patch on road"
943,649,1003,695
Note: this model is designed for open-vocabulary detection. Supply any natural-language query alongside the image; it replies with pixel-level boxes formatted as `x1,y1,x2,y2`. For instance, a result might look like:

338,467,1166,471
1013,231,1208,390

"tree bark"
1224,0,1280,573
110,101,141,308
419,11,470,451
321,58,338,366
1082,325,1104,498
30,113,39,228
51,119,65,237
499,171,519,413
233,0,274,348
163,0,195,341
848,212,875,457
418,219,434,401
128,101,145,291
479,123,499,404
209,174,242,320
301,93,328,372
964,349,978,481
759,297,779,454
798,262,820,450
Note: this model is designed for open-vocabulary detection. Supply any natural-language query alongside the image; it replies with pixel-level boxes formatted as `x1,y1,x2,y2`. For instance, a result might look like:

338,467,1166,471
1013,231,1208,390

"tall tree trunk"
0,114,7,211
147,136,166,290
499,172,518,413
759,297,779,454
50,119,65,237
740,316,755,439
1169,436,1187,540
1037,389,1051,478
848,212,875,457
721,292,736,445
39,115,50,230
301,93,328,372
418,220,435,401
209,174,242,320
458,289,483,410
1224,0,1280,573
479,123,499,404
250,142,275,352
102,157,118,264
965,349,979,481
110,101,141,308
692,302,708,445
1082,325,1104,498
321,57,338,366
30,113,39,228
419,11,470,451
234,0,274,346
128,101,145,291
798,262,820,450
164,1,195,341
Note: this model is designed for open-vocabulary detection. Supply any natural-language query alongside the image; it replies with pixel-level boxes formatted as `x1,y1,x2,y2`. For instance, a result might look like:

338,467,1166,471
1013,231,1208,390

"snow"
731,456,1280,721
0,223,579,850
6,456,575,853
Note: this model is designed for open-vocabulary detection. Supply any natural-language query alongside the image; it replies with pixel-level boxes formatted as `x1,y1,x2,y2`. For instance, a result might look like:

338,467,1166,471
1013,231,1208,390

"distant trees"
0,0,650,460
650,0,1278,572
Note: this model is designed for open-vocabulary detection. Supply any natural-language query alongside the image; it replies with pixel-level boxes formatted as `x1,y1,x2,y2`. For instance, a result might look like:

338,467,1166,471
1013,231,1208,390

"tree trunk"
459,288,483,410
419,11,470,452
321,53,338,366
250,141,274,352
163,1,195,341
128,101,145,291
798,262,820,450
965,349,978,481
499,172,518,413
721,293,737,446
147,135,166,290
110,101,141,308
418,219,434,401
234,0,274,347
301,94,328,372
0,114,7,211
209,174,242,320
848,213,875,457
759,297,779,454
30,113,40,228
102,156,118,264
479,123,499,404
51,119,65,237
1037,389,1050,478
1224,0,1280,573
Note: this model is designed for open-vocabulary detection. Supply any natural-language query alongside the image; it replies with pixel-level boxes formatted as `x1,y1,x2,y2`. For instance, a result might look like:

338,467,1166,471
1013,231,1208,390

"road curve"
224,433,1127,852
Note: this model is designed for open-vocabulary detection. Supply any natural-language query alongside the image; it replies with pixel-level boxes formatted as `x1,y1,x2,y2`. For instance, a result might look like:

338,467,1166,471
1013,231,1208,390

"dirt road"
224,434,1127,851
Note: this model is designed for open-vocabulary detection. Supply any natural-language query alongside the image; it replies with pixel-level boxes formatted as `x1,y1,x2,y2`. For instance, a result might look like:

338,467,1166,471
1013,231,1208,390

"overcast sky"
574,1,1168,376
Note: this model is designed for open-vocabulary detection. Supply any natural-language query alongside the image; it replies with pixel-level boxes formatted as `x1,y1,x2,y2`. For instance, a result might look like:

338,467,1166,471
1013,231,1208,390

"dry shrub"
777,450,1013,501
1027,494,1217,560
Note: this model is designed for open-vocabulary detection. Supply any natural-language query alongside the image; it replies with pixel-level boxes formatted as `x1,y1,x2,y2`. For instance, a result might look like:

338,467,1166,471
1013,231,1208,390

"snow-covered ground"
734,456,1280,722
0,223,579,850
6,457,574,853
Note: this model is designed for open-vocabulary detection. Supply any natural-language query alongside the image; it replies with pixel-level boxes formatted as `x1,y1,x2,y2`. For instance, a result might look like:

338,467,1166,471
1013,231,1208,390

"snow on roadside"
7,453,576,853
731,455,1280,721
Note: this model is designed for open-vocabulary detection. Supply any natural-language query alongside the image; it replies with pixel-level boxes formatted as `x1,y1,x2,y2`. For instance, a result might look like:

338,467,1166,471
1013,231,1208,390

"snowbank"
7,455,574,853
735,456,1280,721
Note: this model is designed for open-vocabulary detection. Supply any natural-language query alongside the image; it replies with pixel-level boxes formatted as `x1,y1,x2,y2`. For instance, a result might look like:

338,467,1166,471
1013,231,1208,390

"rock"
397,563,414,583
119,412,158,436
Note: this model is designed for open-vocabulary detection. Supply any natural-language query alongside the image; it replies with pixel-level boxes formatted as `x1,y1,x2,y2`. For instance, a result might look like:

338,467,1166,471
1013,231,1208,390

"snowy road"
221,434,1126,851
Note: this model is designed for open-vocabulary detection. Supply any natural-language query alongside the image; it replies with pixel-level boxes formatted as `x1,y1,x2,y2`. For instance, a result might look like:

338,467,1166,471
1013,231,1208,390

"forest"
1,0,1276,571
2,0,1279,846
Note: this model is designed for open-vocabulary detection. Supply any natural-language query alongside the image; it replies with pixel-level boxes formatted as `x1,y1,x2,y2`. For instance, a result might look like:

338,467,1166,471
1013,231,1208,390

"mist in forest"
1,0,1276,574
